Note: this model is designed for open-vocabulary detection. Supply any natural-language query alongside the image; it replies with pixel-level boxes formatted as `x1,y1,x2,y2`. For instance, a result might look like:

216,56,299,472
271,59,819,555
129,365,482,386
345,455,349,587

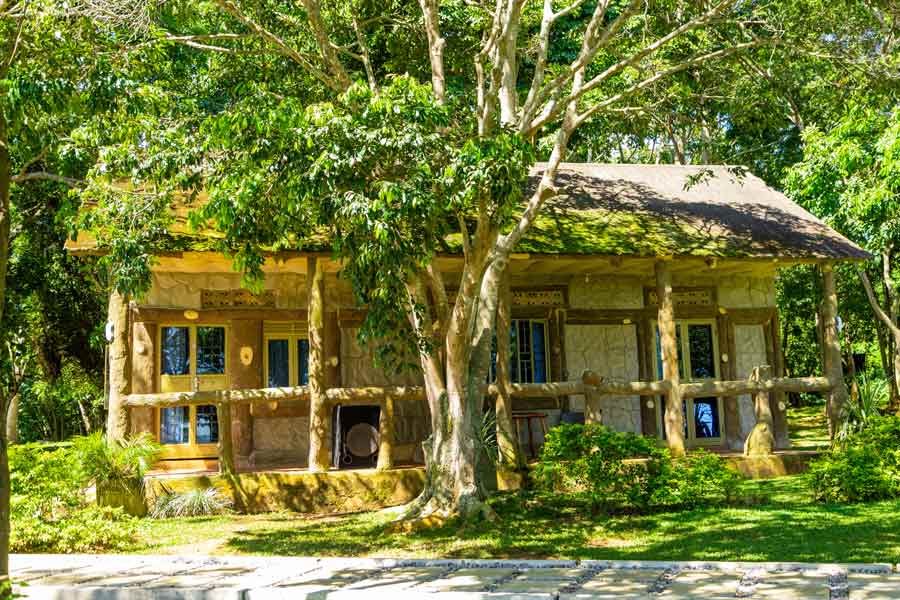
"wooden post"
637,319,657,437
106,289,131,443
217,402,235,476
655,260,686,456
307,256,330,471
718,313,742,450
129,321,156,436
495,268,521,468
744,365,775,456
376,396,395,470
582,371,604,424
821,264,849,439
767,313,791,449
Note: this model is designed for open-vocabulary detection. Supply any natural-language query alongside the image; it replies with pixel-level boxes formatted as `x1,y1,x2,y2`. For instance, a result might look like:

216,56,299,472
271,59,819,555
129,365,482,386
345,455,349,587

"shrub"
73,432,161,493
151,486,233,518
533,423,741,511
838,376,889,441
9,442,140,552
809,414,900,503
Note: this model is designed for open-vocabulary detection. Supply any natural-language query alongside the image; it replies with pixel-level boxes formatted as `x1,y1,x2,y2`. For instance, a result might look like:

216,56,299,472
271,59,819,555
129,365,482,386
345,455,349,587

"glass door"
655,320,724,446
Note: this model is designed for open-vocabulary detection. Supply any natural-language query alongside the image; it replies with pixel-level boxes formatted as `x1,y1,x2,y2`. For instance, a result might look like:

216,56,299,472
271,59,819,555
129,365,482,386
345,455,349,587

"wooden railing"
125,371,832,477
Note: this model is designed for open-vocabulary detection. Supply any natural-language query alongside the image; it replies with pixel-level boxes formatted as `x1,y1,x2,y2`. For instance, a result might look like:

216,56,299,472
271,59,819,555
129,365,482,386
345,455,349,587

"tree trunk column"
821,264,849,439
495,268,521,469
106,289,131,442
377,396,395,471
744,365,775,456
307,257,330,471
217,402,235,476
655,260,686,456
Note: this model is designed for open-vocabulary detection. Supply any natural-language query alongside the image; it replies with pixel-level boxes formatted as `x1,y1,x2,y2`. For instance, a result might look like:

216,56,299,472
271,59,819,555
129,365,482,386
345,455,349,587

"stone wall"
340,328,424,387
564,323,642,433
734,324,768,440
717,276,776,309
568,277,644,309
145,272,309,309
253,416,310,467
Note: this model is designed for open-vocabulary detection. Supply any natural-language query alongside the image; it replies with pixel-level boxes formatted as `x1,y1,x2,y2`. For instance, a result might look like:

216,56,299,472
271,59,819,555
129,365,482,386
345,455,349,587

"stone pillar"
307,256,330,471
495,268,521,469
655,260,686,456
376,396,395,470
229,319,262,458
106,290,131,442
130,321,156,436
821,264,849,439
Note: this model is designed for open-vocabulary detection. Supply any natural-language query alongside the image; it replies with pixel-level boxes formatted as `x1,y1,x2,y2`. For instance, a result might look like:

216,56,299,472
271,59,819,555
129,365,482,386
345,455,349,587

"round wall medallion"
240,346,254,366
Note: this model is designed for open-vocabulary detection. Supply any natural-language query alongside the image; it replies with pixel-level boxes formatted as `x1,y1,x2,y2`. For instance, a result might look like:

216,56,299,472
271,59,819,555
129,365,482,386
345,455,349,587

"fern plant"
74,432,161,492
151,486,233,518
838,375,889,441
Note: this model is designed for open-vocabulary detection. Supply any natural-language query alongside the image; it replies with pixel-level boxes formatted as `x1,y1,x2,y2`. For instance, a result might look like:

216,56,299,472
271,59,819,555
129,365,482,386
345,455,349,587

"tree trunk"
106,289,131,442
0,111,10,577
821,265,848,439
4,394,16,445
655,260,686,456
307,256,329,471
744,366,775,456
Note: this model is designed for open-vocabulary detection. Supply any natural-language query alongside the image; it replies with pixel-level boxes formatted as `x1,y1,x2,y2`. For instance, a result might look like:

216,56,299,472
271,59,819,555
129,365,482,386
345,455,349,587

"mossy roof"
66,163,869,261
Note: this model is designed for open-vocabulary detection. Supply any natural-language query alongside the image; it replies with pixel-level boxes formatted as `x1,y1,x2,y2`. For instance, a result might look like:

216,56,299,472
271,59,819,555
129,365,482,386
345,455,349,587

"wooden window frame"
510,318,550,385
155,323,229,459
263,331,309,388
652,318,724,447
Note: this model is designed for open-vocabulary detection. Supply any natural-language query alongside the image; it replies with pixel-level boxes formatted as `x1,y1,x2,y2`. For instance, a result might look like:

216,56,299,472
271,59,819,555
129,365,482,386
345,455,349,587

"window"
490,319,549,384
157,324,228,450
265,328,309,387
654,320,723,445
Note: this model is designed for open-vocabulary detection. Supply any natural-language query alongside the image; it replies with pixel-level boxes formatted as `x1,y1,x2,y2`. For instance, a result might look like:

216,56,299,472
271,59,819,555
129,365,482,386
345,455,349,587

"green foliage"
809,415,900,503
73,432,161,492
839,376,890,440
151,486,233,518
9,442,139,553
19,359,104,442
533,424,741,512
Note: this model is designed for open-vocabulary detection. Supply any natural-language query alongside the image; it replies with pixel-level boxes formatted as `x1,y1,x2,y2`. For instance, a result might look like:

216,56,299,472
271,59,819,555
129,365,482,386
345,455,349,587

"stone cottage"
68,163,867,473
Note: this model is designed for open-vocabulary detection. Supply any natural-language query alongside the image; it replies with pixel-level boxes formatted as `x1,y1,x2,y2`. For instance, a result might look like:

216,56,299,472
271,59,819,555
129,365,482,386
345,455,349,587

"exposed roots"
386,488,496,533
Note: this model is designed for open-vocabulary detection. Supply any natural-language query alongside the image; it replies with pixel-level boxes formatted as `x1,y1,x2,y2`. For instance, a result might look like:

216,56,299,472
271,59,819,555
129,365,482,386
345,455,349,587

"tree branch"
417,0,446,103
859,266,900,338
11,172,82,186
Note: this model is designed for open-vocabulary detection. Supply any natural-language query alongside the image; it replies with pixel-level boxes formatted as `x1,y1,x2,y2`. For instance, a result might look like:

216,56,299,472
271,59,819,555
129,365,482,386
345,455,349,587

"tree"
79,0,882,521
785,106,900,407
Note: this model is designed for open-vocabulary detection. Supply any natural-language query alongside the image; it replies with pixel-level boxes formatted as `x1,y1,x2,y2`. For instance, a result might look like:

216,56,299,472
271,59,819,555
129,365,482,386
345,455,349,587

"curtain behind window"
161,327,190,375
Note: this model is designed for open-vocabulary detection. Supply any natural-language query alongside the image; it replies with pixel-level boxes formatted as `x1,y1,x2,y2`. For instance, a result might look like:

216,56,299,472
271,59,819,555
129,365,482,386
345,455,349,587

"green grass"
787,400,830,450
133,475,900,564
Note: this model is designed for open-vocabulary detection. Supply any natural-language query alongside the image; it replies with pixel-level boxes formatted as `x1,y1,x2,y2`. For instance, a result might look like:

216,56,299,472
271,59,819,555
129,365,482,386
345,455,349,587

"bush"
809,414,900,503
9,440,143,552
151,486,233,518
532,423,741,511
73,432,161,493
838,376,889,441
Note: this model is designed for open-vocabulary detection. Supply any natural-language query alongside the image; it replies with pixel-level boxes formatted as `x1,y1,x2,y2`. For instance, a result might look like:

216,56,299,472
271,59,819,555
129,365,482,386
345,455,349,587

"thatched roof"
66,163,868,261
518,163,868,260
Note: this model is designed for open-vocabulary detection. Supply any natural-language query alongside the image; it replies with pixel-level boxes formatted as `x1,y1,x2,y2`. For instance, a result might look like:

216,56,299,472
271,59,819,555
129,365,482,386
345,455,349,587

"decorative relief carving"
201,289,276,308
646,288,713,306
512,289,565,307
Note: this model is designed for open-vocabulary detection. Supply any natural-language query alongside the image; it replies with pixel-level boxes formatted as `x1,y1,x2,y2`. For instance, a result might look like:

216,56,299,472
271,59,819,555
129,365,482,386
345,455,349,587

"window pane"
687,324,715,379
195,405,219,444
693,398,721,438
509,322,518,382
298,339,309,385
197,327,226,375
160,406,189,444
531,322,547,384
267,339,289,387
161,327,190,375
517,320,533,383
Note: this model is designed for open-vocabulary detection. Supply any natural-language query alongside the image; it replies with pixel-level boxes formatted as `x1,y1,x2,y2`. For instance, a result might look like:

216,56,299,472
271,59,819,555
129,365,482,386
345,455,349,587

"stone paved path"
12,555,900,599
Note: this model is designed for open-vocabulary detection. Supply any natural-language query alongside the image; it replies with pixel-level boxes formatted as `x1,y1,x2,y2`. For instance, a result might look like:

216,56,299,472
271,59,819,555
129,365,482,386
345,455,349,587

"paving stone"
751,571,831,599
658,570,743,599
513,568,592,580
417,567,518,592
848,572,900,600
494,579,567,593
343,566,448,591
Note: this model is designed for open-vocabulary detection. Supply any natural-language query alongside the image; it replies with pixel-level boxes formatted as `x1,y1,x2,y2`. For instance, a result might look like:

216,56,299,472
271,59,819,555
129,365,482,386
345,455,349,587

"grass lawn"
134,475,900,564
787,399,830,450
